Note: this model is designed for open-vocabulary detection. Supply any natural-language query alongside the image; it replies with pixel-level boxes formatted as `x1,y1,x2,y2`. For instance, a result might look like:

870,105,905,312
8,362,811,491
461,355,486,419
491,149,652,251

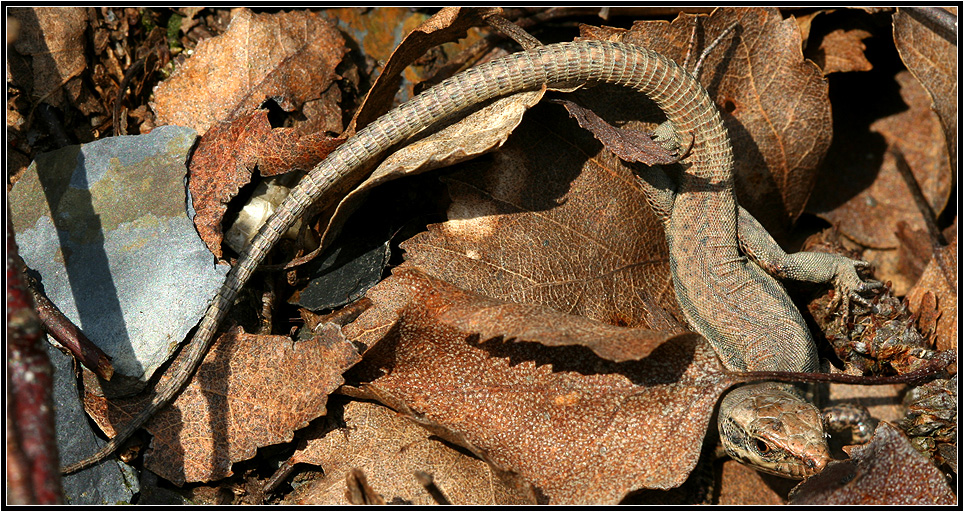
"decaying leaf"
283,400,534,505
188,109,344,258
84,324,361,484
800,9,875,74
151,8,347,135
789,422,956,505
401,106,684,333
344,269,735,504
584,6,833,237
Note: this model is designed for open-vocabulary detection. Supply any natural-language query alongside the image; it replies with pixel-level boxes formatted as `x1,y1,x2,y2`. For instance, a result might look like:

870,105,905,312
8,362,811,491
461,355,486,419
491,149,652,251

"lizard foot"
828,258,884,314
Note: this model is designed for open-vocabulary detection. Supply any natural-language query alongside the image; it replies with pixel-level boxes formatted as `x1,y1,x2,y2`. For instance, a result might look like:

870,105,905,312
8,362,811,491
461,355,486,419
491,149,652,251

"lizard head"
718,383,830,479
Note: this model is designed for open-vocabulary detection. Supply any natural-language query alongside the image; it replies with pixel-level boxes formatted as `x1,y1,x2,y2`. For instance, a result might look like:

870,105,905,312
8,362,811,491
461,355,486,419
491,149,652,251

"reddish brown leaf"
151,8,347,135
808,70,951,252
188,109,343,258
283,401,534,505
401,106,685,333
584,6,833,237
789,422,956,505
84,323,360,484
348,7,500,133
894,7,958,173
343,269,734,504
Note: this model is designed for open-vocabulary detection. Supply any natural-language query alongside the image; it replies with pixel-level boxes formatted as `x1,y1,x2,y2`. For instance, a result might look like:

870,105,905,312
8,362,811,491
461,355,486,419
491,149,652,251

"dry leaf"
584,6,833,237
9,7,88,108
401,105,684,333
807,71,951,252
84,323,361,484
283,401,533,505
344,269,735,503
894,7,958,172
188,109,344,258
906,227,957,352
717,459,795,505
789,422,956,505
800,9,875,74
320,89,545,249
152,8,347,135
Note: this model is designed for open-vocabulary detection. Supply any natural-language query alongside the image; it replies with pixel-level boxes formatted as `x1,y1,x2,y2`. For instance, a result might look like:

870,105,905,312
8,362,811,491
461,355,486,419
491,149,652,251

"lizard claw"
829,258,882,315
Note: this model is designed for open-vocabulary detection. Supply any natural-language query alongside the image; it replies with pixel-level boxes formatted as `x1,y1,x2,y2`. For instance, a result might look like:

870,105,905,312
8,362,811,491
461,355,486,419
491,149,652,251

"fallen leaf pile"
6,6,957,505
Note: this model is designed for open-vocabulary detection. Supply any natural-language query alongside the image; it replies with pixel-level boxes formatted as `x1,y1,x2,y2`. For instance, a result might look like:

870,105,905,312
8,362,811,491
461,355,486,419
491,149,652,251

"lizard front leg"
735,207,883,310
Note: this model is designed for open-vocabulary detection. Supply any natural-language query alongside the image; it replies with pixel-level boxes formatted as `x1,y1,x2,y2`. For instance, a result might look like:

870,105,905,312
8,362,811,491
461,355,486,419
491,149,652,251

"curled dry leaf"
321,89,545,249
894,7,958,172
789,422,956,505
348,7,500,133
283,400,534,505
584,6,833,237
188,109,344,259
344,269,734,504
401,105,684,333
83,324,360,485
151,8,347,135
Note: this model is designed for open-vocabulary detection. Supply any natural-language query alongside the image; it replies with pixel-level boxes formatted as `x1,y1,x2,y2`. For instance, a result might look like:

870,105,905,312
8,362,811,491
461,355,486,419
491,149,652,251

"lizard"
62,40,877,479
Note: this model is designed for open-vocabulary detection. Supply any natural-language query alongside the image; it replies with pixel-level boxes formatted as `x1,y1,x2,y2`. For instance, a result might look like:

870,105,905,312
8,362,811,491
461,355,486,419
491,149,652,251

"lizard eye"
755,439,770,454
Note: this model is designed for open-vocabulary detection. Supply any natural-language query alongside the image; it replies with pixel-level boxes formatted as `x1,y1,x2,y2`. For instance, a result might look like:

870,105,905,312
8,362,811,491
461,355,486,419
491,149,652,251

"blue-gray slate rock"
9,126,229,395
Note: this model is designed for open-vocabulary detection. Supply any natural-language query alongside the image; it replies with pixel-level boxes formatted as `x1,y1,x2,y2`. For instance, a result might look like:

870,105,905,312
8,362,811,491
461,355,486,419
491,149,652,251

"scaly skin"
63,40,873,478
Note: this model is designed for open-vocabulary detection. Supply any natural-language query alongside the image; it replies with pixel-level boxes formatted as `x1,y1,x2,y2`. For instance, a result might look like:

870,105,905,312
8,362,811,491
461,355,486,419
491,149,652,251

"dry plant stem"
346,468,385,505
414,470,453,505
692,22,739,78
19,260,114,380
112,57,145,136
890,146,947,246
7,211,64,504
902,6,958,44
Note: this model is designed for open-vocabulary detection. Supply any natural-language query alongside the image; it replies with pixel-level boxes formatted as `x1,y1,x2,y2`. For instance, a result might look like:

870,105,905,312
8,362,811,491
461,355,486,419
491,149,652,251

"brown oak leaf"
905,226,957,352
343,269,735,504
151,8,347,136
282,400,534,505
83,323,361,484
